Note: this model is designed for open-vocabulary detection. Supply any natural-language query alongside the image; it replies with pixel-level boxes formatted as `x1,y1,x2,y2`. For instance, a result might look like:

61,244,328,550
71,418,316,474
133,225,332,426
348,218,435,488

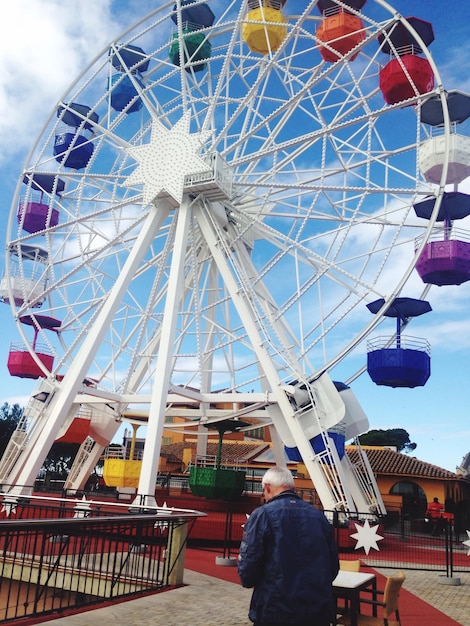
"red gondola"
378,17,434,105
7,315,61,379
55,417,91,444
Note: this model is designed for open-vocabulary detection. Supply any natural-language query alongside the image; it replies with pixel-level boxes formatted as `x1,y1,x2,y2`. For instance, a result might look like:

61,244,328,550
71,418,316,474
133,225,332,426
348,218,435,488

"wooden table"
333,570,376,626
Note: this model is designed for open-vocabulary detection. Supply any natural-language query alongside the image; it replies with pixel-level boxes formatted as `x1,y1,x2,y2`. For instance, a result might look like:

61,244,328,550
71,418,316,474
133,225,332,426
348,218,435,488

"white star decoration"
1,499,17,516
125,111,210,206
350,519,384,555
73,495,91,518
154,501,171,532
462,530,470,556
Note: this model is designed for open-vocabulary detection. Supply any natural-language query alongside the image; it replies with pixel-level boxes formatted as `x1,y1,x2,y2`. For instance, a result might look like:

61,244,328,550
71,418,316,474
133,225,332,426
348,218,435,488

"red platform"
55,417,91,444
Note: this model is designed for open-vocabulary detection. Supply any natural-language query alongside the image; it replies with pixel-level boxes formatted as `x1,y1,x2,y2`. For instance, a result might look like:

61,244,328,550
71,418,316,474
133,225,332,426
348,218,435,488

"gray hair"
262,466,294,489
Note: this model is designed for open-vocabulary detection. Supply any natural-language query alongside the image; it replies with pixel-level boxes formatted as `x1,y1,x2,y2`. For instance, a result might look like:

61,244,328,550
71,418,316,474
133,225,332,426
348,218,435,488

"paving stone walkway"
41,570,252,626
41,565,470,626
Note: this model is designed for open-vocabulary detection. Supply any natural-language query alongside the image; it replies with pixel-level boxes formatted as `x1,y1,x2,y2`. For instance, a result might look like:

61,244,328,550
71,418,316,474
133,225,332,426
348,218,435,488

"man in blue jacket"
238,466,339,626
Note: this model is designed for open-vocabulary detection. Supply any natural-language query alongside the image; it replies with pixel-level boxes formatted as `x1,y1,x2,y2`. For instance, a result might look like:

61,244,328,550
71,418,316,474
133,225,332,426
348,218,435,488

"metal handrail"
0,497,205,622
367,335,431,355
415,227,470,245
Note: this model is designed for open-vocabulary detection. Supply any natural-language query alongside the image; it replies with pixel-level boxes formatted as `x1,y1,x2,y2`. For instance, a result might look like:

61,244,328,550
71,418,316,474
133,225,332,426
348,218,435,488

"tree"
43,442,80,479
358,427,417,453
0,403,84,489
0,402,23,457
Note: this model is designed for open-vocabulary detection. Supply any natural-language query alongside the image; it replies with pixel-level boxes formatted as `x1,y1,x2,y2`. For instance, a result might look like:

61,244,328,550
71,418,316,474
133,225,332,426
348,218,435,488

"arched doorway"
390,481,427,519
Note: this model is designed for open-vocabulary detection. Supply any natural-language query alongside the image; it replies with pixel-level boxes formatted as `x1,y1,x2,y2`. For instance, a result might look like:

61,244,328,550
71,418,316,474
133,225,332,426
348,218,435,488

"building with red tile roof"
157,440,470,519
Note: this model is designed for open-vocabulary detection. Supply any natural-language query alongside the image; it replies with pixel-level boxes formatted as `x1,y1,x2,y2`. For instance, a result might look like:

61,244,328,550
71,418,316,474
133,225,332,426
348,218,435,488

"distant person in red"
425,497,444,536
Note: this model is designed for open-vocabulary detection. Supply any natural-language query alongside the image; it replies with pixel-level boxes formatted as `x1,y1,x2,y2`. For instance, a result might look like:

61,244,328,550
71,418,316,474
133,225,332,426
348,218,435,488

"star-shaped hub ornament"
350,519,384,555
125,111,211,206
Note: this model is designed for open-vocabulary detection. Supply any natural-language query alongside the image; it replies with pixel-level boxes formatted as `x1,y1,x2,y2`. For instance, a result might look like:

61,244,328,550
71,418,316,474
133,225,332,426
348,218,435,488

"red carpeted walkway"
185,548,463,626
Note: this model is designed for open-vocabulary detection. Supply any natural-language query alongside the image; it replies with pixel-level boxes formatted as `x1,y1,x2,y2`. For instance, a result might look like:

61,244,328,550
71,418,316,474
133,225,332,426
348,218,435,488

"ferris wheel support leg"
6,205,171,497
339,455,374,515
267,404,346,511
195,261,219,461
63,438,104,492
269,425,288,468
341,447,386,516
135,197,192,508
0,379,56,487
196,205,342,510
66,423,123,492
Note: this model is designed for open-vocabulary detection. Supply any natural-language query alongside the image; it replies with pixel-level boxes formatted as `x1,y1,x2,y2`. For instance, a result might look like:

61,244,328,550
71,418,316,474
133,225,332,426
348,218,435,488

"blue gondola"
366,298,432,388
54,103,98,170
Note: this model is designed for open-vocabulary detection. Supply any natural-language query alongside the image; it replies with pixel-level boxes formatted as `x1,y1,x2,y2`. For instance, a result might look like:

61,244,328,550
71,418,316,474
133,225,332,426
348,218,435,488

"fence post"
332,509,340,546
399,507,406,541
215,501,238,566
167,521,188,586
438,518,461,586
445,517,451,577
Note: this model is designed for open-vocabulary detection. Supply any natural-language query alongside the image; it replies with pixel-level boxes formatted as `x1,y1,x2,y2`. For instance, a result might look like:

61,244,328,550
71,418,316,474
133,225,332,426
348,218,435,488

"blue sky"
0,1,469,473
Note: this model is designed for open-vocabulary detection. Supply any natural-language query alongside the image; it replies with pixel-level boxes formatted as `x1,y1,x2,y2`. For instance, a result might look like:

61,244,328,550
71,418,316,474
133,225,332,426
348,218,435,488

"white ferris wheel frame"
0,0,452,513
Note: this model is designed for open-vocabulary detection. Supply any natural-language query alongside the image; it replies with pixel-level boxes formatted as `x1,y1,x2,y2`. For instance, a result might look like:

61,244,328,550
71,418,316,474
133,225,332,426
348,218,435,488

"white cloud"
421,318,470,352
3,393,32,408
436,41,470,93
0,0,123,160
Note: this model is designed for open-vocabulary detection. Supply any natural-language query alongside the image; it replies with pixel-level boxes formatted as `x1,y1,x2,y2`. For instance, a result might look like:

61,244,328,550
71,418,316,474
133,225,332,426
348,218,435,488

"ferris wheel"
0,0,454,511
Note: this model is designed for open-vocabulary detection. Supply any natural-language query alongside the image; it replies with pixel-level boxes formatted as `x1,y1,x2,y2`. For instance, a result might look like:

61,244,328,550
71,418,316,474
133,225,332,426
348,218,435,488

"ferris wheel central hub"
184,152,233,202
124,112,233,207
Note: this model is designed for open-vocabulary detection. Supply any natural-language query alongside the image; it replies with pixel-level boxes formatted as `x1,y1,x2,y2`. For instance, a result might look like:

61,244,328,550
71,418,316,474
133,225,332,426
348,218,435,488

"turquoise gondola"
169,1,215,72
108,45,149,113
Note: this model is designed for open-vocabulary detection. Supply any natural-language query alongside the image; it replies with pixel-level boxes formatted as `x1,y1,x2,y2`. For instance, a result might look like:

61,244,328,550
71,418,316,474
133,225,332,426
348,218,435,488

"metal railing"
187,454,251,472
367,334,431,355
2,488,468,605
0,498,205,623
415,226,470,246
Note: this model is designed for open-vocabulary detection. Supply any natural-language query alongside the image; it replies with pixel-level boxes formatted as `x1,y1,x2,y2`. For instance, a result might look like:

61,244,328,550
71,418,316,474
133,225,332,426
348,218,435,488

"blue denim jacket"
238,490,339,625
